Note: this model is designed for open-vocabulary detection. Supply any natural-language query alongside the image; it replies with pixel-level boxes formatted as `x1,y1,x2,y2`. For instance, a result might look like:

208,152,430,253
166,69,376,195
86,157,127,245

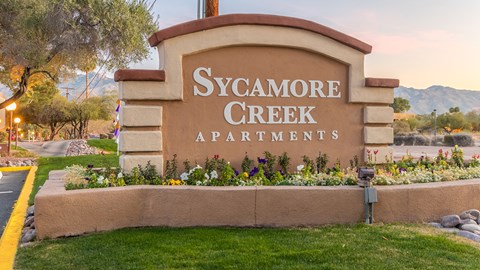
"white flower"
97,175,105,184
180,172,189,181
204,173,210,180
117,172,123,178
210,170,218,179
297,165,305,171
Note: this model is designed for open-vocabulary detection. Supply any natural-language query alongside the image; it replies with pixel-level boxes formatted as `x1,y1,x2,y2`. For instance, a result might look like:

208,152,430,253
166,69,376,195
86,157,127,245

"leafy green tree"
390,97,411,113
67,96,115,139
18,82,70,140
449,107,461,113
0,0,157,108
437,112,469,134
465,111,480,132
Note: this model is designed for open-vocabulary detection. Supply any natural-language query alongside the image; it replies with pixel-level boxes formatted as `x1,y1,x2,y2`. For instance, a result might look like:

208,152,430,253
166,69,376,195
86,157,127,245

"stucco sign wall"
114,14,398,173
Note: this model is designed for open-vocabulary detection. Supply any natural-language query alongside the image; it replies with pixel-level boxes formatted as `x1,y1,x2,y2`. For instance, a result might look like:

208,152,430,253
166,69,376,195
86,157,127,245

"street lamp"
433,109,437,146
14,117,21,148
5,102,17,156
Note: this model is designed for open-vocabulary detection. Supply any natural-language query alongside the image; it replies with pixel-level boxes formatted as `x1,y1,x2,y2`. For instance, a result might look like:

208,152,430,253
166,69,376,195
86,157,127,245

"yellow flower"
242,172,249,178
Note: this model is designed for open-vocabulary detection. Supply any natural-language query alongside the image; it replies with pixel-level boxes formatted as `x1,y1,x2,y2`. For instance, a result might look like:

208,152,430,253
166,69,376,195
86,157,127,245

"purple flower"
87,164,94,169
257,158,267,164
249,167,259,177
234,170,239,176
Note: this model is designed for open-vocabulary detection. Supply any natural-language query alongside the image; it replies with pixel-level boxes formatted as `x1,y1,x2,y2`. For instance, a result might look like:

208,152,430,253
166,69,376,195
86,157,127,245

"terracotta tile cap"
365,78,400,88
114,69,165,82
148,13,372,54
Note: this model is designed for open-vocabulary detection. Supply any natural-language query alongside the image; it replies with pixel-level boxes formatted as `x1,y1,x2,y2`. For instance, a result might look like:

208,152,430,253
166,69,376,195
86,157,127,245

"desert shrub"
393,120,411,134
444,134,474,147
394,134,431,146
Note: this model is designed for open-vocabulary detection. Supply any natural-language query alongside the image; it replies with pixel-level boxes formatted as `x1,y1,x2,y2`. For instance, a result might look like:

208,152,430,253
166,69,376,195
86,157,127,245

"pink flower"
367,149,371,154
374,150,379,155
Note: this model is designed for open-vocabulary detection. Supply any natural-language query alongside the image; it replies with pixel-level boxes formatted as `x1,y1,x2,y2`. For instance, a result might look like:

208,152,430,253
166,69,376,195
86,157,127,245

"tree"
390,97,411,113
437,112,469,134
18,82,71,140
0,0,157,108
67,96,114,139
449,107,460,113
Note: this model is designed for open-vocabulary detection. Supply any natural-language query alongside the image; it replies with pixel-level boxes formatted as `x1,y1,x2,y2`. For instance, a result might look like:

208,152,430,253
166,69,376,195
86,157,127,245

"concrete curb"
0,166,37,270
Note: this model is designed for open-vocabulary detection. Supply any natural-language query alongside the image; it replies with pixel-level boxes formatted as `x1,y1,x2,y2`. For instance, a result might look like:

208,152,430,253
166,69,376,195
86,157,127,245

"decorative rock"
460,209,480,220
27,205,35,217
21,229,36,243
459,223,480,233
458,231,480,242
24,216,34,227
459,219,477,225
440,227,460,234
66,140,97,156
428,222,443,228
440,215,461,228
30,221,35,229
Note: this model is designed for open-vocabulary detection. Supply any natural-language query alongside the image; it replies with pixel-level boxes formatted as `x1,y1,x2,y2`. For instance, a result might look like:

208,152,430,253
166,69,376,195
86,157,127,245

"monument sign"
115,14,398,173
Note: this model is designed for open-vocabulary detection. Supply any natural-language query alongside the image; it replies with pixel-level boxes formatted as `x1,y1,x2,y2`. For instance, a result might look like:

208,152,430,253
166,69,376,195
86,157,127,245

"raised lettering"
298,106,317,124
267,79,290,97
290,79,308,97
232,78,249,97
224,101,246,125
213,77,233,96
327,81,341,98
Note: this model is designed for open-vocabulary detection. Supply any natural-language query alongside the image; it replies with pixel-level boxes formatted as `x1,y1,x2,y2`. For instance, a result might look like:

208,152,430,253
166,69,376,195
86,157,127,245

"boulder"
458,231,480,242
21,229,36,243
460,209,480,220
440,215,461,228
24,216,34,227
427,222,443,228
27,205,35,217
459,223,480,233
440,227,460,234
460,219,477,225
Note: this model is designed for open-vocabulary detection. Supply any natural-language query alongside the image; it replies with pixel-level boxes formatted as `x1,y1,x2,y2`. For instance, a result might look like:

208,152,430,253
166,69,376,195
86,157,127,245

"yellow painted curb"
0,166,37,270
0,166,33,172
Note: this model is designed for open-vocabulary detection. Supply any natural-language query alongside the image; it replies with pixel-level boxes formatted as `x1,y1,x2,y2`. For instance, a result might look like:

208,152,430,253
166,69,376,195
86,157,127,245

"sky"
130,0,480,90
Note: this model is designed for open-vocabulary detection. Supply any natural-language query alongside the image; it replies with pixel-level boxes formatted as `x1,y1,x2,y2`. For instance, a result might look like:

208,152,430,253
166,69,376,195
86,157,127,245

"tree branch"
30,70,56,81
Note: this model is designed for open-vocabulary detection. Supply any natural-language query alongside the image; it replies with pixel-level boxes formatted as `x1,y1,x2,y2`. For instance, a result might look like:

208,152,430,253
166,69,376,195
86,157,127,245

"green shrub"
443,134,474,147
394,134,431,146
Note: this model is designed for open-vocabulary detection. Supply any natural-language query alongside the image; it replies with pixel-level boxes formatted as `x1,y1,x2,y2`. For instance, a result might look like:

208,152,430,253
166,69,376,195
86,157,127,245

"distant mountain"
0,73,117,100
395,85,480,115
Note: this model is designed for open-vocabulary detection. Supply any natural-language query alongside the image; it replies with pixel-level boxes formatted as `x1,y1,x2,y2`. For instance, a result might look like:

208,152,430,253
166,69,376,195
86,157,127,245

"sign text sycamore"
193,66,341,142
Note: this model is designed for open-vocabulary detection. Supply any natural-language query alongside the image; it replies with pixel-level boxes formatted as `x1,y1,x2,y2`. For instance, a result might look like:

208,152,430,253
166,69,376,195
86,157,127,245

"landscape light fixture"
358,167,377,224
6,102,17,156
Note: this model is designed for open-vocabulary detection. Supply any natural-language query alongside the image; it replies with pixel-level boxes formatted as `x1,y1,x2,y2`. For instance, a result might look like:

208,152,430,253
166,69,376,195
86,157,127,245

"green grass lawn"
87,139,118,152
14,224,480,269
29,154,119,205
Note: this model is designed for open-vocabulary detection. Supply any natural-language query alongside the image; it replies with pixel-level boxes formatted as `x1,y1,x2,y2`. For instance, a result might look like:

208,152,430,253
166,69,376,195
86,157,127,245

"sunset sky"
132,0,480,90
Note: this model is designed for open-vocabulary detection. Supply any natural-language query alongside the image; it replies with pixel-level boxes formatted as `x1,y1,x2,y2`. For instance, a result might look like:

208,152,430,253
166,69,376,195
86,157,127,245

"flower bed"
63,146,480,189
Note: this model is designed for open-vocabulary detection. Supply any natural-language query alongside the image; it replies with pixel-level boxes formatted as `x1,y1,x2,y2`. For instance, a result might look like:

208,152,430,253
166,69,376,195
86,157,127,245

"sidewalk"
392,145,480,160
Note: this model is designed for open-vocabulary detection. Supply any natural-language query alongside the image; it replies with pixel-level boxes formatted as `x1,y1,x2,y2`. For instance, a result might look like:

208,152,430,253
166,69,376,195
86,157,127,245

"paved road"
392,145,480,160
18,140,72,157
0,170,29,237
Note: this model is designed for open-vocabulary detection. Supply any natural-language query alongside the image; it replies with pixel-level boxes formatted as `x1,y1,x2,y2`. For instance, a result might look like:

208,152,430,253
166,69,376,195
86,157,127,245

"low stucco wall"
35,171,480,239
